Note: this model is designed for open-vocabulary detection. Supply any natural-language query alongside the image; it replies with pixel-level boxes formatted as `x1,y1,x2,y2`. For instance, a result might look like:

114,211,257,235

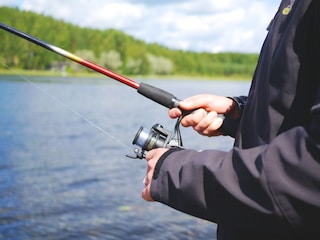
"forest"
0,6,259,78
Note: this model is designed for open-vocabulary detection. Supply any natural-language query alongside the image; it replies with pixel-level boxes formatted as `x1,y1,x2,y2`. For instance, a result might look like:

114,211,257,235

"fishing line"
0,62,131,150
0,23,219,154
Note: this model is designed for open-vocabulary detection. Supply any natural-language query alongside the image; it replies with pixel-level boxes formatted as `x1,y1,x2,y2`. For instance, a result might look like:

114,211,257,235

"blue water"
0,75,249,239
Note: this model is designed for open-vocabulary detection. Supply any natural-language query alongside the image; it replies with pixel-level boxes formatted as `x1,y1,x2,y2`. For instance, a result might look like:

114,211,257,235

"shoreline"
0,69,251,82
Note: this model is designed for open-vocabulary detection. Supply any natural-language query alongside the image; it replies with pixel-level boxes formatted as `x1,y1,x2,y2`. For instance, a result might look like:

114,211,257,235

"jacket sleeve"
218,96,247,137
150,98,320,233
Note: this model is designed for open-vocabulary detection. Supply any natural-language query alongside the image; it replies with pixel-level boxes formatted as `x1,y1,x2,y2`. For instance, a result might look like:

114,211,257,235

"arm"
144,103,320,233
143,0,320,234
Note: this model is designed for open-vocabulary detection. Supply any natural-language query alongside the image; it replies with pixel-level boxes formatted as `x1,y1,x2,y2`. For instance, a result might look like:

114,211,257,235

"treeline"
0,7,259,77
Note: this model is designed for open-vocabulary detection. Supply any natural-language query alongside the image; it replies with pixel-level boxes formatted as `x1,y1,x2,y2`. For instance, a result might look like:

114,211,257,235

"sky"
0,0,281,53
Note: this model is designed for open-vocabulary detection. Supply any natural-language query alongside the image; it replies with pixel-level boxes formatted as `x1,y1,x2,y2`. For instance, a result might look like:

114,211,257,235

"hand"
141,148,169,202
169,94,239,136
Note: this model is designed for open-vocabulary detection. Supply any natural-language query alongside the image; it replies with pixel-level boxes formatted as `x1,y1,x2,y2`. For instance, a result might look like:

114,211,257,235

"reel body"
127,118,183,159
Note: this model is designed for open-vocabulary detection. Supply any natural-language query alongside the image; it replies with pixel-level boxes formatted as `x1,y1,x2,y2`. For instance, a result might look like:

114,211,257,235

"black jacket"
150,0,320,239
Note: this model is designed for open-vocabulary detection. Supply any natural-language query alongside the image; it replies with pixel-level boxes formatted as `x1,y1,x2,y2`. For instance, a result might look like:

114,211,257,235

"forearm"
150,126,320,233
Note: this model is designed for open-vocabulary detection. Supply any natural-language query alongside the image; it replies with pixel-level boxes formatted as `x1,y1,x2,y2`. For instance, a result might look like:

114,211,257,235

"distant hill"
0,6,258,78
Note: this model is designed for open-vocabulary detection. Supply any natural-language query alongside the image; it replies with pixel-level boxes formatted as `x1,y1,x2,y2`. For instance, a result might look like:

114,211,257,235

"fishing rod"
0,22,234,159
0,22,191,158
0,22,180,109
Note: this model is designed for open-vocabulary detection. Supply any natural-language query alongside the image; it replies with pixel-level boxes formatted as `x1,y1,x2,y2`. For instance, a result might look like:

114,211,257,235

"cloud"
0,0,280,53
0,0,15,5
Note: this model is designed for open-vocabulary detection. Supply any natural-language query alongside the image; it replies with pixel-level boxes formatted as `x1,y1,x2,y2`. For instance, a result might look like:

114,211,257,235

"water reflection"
0,76,249,239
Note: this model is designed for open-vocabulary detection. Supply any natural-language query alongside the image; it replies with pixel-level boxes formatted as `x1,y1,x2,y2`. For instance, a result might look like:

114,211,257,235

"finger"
141,170,153,201
194,111,218,132
143,177,147,187
180,108,207,127
141,188,154,202
145,149,155,161
142,184,154,202
168,108,182,119
179,94,214,111
143,168,153,186
198,116,224,136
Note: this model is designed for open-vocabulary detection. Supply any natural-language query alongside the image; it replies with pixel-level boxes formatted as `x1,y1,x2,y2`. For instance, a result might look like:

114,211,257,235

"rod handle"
137,82,180,109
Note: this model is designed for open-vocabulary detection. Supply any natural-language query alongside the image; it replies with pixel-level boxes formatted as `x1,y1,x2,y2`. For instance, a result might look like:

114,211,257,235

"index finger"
179,94,214,111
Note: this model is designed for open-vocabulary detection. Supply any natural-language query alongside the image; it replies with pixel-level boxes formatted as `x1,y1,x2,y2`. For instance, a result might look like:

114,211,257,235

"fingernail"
173,109,181,117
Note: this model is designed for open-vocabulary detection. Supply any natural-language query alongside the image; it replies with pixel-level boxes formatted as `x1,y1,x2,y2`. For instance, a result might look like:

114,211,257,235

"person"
141,0,320,239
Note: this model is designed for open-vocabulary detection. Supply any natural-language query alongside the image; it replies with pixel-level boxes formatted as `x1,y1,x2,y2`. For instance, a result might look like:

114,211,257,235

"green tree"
98,50,123,71
147,54,173,75
0,6,258,78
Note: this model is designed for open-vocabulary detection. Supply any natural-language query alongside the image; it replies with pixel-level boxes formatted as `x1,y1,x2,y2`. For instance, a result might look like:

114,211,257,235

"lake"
0,75,250,240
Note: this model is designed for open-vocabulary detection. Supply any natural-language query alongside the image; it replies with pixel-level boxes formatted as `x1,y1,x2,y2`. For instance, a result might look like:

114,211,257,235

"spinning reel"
127,117,183,159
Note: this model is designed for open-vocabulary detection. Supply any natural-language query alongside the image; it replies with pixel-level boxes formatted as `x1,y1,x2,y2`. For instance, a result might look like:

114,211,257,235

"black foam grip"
137,82,180,108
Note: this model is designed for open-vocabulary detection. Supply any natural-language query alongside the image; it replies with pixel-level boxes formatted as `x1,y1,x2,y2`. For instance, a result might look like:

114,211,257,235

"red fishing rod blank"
0,22,180,109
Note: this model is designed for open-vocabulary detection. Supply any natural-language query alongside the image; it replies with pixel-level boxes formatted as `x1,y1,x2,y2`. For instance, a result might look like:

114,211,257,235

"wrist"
225,97,241,119
152,147,183,180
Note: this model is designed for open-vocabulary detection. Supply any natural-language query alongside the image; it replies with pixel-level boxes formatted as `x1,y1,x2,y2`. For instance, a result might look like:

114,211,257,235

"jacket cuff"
153,147,183,180
218,117,240,138
218,96,247,137
227,96,247,116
